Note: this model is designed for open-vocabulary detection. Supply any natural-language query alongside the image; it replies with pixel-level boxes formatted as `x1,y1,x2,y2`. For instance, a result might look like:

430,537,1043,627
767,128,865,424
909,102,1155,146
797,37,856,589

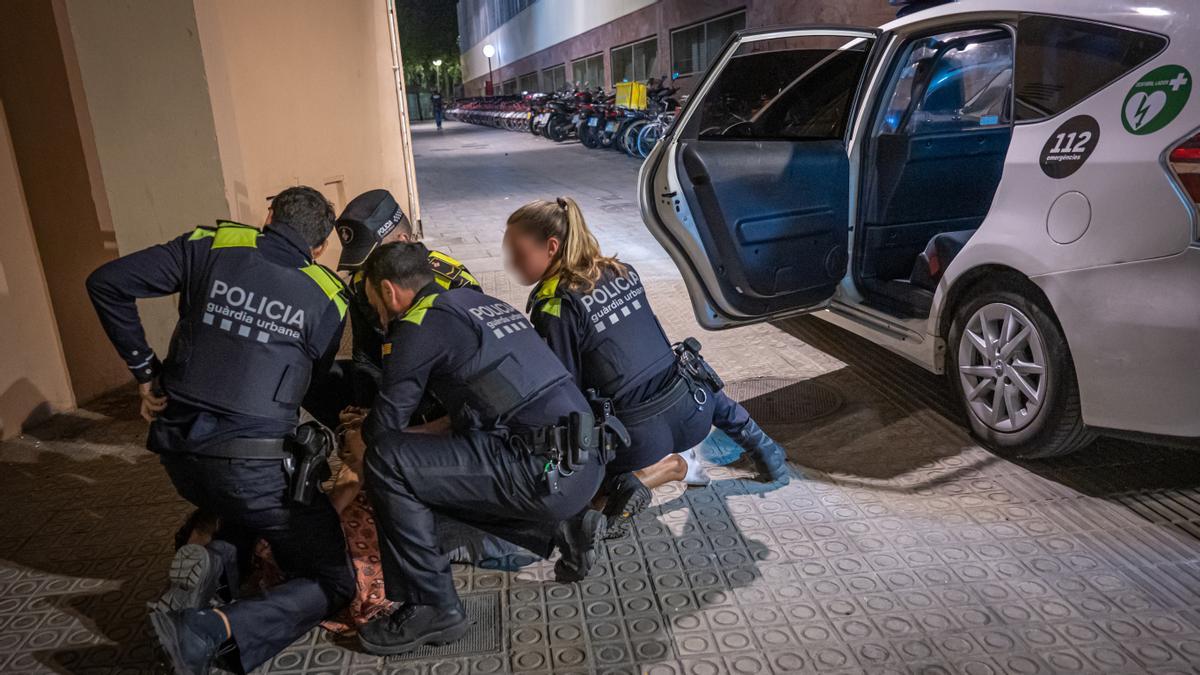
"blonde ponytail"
507,196,626,292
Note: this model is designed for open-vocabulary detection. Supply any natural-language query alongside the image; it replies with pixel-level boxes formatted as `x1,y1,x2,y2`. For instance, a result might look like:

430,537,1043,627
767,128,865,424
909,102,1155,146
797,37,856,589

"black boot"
552,509,606,582
358,602,468,655
601,472,652,539
733,420,791,485
151,543,228,613
147,608,226,675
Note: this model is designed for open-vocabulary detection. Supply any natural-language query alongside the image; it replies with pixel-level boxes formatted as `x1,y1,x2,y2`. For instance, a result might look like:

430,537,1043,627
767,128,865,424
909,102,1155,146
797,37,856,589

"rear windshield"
1015,15,1166,121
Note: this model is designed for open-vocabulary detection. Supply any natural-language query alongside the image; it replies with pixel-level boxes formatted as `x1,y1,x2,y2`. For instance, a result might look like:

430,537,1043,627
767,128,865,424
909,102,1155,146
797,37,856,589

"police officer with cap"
340,242,619,655
332,189,480,411
86,187,355,674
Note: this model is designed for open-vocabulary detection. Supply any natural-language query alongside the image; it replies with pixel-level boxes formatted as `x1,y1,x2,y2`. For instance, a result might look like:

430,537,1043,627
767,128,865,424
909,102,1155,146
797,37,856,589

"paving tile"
5,121,1200,673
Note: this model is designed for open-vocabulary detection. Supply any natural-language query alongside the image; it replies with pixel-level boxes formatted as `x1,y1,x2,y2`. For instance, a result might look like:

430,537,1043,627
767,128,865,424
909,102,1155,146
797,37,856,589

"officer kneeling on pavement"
304,188,481,426
86,187,355,674
340,242,627,655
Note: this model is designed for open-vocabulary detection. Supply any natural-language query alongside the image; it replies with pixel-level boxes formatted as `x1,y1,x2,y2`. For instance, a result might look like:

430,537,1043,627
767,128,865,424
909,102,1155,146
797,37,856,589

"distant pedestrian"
432,92,444,130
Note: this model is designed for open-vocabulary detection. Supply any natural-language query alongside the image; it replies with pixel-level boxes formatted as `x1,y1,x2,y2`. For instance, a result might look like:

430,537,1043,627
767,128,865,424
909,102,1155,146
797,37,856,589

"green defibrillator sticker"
1122,65,1191,135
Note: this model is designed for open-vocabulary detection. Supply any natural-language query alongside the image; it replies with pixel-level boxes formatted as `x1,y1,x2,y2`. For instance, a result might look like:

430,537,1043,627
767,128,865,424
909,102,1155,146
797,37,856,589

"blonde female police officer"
505,197,791,538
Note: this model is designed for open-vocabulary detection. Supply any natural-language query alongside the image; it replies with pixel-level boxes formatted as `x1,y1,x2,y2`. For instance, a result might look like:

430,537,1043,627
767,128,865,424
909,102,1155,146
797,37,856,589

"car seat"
909,229,974,291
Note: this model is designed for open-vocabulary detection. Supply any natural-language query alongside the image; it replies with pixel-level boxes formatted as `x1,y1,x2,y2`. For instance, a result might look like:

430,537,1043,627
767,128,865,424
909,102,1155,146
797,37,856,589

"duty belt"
193,437,291,460
616,371,707,427
189,424,333,506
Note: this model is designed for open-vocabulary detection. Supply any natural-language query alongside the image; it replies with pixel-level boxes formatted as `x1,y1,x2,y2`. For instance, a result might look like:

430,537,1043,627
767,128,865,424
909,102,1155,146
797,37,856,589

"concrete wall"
0,100,75,439
0,0,128,403
462,0,897,96
194,0,419,267
61,0,230,357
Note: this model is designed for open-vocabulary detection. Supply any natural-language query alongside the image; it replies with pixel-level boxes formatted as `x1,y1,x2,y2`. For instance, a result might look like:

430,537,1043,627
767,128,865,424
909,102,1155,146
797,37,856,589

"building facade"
0,0,421,438
457,0,899,96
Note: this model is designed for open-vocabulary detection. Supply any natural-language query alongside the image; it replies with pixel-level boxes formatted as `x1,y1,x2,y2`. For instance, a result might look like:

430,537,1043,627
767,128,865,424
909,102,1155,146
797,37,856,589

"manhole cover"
385,590,501,662
725,377,843,424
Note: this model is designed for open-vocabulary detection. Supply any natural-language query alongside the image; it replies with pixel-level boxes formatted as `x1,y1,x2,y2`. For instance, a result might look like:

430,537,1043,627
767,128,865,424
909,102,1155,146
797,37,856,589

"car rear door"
639,27,880,329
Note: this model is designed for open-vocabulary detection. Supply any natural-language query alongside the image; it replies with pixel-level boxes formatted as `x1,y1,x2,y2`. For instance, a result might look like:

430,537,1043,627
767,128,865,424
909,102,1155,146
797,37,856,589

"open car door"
639,27,880,329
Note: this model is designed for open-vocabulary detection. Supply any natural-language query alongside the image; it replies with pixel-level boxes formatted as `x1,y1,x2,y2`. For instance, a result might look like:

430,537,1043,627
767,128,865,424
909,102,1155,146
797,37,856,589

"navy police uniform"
314,187,483,418
528,264,752,475
344,251,481,407
363,284,604,607
86,221,355,672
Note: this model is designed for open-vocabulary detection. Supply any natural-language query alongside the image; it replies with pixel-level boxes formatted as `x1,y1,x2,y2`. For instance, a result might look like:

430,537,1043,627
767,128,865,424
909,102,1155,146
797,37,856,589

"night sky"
394,0,460,65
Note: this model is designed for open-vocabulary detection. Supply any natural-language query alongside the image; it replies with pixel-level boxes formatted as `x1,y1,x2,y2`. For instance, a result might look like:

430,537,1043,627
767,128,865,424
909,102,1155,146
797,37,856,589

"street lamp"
482,44,496,95
432,58,443,96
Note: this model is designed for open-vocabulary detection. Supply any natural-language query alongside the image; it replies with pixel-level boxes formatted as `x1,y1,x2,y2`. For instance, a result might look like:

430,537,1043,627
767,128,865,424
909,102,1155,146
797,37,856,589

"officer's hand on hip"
138,380,168,422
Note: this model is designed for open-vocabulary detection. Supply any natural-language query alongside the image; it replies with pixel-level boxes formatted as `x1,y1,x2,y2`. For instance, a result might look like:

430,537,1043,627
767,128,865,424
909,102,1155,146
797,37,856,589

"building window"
542,64,567,92
517,71,539,93
611,37,658,85
501,78,517,95
671,10,746,77
572,53,605,89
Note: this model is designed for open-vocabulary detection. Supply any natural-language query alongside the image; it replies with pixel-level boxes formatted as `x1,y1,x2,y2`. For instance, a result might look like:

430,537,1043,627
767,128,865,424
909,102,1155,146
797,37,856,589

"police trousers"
610,387,751,475
160,454,355,673
365,429,604,607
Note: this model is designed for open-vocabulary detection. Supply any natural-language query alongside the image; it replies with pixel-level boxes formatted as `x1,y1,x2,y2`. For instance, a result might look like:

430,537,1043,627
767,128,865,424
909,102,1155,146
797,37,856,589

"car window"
1014,15,1167,121
879,28,1014,136
690,35,874,141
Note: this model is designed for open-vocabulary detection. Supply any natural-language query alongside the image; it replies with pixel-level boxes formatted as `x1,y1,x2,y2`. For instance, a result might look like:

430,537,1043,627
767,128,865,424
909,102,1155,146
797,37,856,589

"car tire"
946,283,1094,459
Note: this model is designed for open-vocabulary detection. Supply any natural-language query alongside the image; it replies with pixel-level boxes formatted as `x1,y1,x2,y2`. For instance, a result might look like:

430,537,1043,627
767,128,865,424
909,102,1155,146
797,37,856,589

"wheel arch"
936,264,1060,344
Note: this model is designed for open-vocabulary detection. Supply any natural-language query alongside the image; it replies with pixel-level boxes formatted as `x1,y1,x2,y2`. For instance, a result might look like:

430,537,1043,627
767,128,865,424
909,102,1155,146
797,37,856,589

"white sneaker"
681,448,712,487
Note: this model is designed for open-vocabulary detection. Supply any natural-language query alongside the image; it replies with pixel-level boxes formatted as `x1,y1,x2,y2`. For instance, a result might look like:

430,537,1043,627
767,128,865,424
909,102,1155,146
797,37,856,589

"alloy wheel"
957,302,1048,433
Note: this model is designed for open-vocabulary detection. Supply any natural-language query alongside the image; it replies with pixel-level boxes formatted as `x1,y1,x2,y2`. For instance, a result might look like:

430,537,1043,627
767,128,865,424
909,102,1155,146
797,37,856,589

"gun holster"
586,390,631,464
283,421,334,505
674,337,724,393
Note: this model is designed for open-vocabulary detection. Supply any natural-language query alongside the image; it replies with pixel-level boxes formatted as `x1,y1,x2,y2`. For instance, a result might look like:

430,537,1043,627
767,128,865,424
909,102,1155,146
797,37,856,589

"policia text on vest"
85,215,355,674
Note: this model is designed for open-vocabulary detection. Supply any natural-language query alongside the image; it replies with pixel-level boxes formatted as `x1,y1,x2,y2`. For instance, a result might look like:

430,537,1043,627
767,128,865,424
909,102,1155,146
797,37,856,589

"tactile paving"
5,123,1200,674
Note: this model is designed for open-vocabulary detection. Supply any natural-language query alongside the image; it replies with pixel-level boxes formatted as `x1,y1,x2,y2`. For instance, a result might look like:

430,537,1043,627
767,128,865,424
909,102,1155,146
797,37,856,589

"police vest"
161,222,347,422
348,248,480,368
531,266,675,403
403,288,568,430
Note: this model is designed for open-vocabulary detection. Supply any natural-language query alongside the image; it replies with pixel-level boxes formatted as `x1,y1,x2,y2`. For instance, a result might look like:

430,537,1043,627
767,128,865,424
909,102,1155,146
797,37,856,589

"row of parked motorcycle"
444,85,680,160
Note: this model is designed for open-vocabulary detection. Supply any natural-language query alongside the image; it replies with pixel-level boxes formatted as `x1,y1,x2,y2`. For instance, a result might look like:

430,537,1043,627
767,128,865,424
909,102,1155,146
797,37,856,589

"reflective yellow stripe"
458,268,481,288
428,250,480,290
401,292,437,326
212,224,260,249
540,297,562,318
300,264,348,319
428,250,457,265
535,275,560,301
188,226,216,241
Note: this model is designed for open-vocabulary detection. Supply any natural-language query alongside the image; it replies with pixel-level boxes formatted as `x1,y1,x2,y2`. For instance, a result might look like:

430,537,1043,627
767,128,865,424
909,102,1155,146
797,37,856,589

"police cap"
336,189,411,271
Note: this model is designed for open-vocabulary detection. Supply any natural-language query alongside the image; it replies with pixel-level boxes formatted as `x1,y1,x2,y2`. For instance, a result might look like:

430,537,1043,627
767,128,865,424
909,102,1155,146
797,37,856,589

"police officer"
324,188,480,415
504,197,791,538
341,242,614,655
86,187,355,674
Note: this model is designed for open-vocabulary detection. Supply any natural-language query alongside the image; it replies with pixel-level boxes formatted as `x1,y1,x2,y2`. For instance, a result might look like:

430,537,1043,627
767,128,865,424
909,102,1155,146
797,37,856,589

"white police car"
639,0,1199,458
